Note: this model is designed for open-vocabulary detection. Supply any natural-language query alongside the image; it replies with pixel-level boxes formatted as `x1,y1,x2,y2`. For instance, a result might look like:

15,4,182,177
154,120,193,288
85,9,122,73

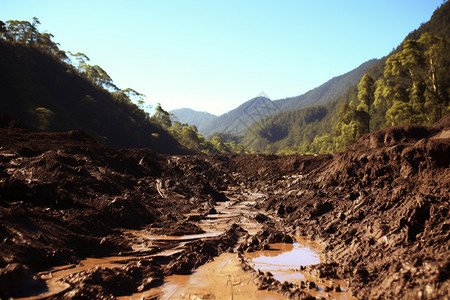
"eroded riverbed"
2,119,449,299
14,190,353,300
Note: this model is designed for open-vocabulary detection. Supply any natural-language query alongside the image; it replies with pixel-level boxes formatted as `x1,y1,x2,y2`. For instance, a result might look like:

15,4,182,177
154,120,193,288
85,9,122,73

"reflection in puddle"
246,240,355,300
135,253,287,300
249,242,320,271
246,242,320,284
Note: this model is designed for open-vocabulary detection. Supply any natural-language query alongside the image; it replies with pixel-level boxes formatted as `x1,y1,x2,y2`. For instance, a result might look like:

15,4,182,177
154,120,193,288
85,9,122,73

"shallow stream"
121,237,354,300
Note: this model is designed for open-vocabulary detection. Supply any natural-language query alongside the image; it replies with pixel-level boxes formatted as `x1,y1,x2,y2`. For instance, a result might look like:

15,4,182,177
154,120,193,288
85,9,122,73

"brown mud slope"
0,114,234,298
0,113,449,299
262,115,449,299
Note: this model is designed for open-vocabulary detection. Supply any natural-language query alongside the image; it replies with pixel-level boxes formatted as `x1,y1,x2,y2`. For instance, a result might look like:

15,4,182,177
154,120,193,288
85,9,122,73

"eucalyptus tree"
123,88,146,108
152,104,172,128
28,17,40,45
5,20,29,43
81,64,116,90
37,32,56,52
68,52,90,72
357,74,375,133
377,32,448,125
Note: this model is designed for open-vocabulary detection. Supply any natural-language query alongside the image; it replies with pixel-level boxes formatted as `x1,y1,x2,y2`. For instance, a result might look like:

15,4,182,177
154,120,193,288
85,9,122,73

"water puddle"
122,253,286,300
246,238,355,300
246,242,321,278
15,247,185,300
122,238,354,300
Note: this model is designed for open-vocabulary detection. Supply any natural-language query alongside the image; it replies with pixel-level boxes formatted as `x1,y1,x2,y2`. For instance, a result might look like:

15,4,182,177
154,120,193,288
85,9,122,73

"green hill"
0,29,183,153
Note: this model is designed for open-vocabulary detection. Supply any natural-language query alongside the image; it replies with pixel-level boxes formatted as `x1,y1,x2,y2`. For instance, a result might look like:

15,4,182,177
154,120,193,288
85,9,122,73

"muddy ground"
0,113,449,299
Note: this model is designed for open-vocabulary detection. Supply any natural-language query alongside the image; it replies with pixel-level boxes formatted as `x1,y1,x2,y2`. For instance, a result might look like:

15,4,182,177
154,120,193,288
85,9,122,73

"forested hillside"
243,1,450,154
0,19,184,153
198,60,377,138
275,59,378,111
199,95,276,137
0,19,252,155
242,94,346,153
1,1,448,156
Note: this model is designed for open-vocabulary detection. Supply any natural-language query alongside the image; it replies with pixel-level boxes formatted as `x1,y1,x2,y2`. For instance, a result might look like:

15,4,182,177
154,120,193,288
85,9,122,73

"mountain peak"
169,108,217,129
257,91,270,99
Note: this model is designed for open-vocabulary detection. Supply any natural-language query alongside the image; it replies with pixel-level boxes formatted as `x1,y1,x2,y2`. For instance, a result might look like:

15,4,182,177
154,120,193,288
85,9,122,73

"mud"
0,113,449,299
140,253,287,300
243,239,354,300
269,118,450,298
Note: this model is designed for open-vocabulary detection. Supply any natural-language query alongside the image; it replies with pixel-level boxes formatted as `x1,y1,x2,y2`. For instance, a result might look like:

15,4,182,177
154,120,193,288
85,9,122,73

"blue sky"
1,0,444,115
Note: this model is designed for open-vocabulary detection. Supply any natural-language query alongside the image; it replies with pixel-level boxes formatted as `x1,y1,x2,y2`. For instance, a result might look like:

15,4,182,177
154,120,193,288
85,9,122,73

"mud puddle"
121,253,286,300
14,229,207,300
246,242,321,276
14,248,181,300
15,191,351,300
124,238,352,300
246,238,355,300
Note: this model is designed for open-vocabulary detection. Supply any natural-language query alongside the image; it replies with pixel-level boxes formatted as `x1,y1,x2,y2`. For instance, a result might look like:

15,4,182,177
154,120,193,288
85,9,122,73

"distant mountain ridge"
169,108,217,129
199,96,278,137
197,59,378,137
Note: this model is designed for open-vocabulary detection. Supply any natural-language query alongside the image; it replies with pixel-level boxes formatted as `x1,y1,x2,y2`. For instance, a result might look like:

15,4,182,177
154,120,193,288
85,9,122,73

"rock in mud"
60,260,162,298
166,224,247,275
254,212,269,223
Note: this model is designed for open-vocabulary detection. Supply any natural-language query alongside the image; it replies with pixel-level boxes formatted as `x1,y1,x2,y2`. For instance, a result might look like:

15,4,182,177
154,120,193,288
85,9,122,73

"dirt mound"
59,259,163,299
272,115,450,298
0,263,44,299
432,113,450,130
311,125,449,190
231,154,332,179
151,220,205,236
229,154,332,192
1,113,448,299
237,226,293,253
0,116,228,279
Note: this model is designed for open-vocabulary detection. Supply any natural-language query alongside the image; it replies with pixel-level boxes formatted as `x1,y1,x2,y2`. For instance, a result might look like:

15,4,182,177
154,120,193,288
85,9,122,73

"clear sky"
1,0,444,115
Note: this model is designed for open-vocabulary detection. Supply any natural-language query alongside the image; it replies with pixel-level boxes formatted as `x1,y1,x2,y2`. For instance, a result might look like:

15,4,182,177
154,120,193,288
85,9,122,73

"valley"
0,113,448,299
0,3,449,298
